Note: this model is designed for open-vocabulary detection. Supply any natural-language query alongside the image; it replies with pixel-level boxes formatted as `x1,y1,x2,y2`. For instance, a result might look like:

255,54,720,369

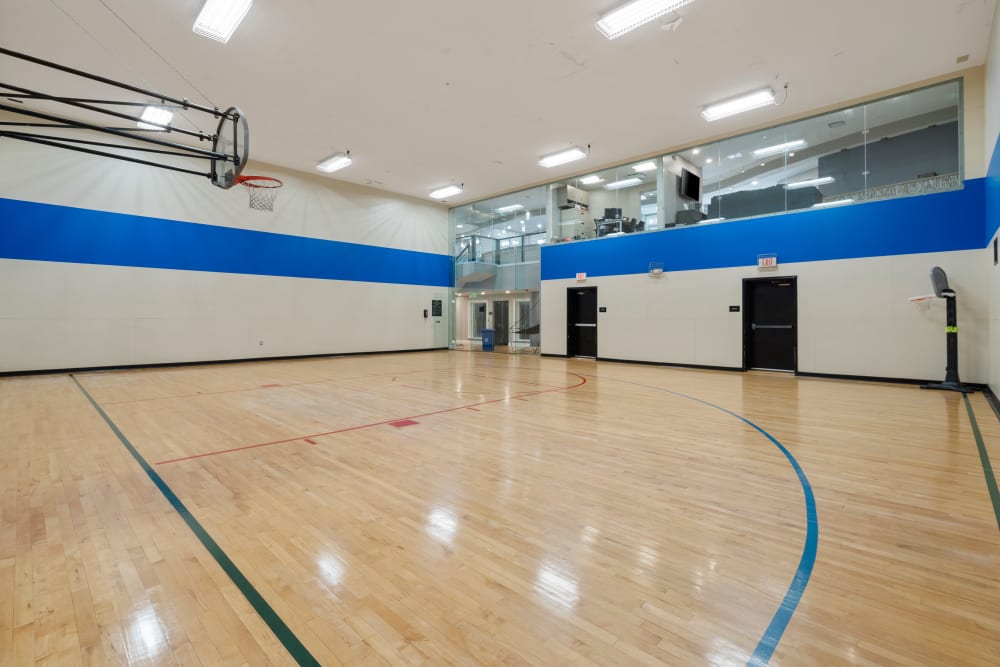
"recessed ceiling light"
705,158,713,164
315,152,353,173
539,146,588,168
701,88,776,122
430,185,463,199
193,0,253,43
752,140,807,158
456,224,464,228
692,148,701,155
137,106,173,131
605,176,645,190
495,204,524,213
580,175,604,185
786,176,835,190
596,0,696,40
751,180,759,186
633,161,657,172
812,198,854,208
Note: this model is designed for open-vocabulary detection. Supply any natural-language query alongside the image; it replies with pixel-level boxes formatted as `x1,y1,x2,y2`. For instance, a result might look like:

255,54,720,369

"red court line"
463,373,564,389
102,370,410,405
154,373,587,465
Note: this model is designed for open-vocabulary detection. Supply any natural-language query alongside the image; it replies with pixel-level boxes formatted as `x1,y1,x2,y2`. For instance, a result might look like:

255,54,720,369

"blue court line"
70,375,321,666
578,373,817,667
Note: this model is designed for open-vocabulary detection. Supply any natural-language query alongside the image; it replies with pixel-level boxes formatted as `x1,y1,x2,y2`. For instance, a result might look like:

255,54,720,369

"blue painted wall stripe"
987,139,1000,244
0,197,452,287
542,180,986,280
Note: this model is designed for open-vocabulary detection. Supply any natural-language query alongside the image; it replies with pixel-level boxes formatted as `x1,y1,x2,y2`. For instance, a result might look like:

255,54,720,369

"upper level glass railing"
456,231,546,266
539,78,961,242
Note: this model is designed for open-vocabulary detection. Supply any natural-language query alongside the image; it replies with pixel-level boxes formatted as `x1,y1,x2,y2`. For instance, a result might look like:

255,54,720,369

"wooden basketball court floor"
1,351,998,666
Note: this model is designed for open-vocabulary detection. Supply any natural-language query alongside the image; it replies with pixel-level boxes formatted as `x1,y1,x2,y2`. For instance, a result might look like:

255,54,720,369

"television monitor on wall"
604,207,622,219
679,169,701,202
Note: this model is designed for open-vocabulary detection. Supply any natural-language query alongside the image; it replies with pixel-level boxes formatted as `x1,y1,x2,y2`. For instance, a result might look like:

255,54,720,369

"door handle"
575,323,597,327
752,324,793,330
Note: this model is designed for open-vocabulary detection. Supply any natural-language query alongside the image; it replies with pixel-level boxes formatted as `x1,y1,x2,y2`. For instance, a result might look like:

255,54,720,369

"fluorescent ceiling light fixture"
539,146,587,168
429,185,463,199
701,88,776,122
632,161,657,172
604,176,644,190
812,198,854,208
596,0,695,39
580,175,604,185
786,176,835,190
495,204,524,213
137,106,173,131
752,139,807,158
193,0,253,43
315,152,353,173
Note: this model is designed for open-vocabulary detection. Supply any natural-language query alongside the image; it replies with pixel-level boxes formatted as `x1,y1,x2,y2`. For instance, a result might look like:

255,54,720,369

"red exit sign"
758,254,778,269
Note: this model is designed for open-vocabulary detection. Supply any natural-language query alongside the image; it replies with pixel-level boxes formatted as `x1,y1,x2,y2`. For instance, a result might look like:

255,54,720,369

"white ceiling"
0,0,995,206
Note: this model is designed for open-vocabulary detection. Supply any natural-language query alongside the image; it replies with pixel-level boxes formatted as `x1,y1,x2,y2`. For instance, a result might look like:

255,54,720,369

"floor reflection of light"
707,637,748,667
534,563,579,610
318,555,345,587
126,604,167,663
426,508,458,544
637,543,658,569
580,525,600,545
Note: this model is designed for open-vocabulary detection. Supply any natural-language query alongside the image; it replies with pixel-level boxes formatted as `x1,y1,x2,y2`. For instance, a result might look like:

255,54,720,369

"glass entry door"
470,301,488,339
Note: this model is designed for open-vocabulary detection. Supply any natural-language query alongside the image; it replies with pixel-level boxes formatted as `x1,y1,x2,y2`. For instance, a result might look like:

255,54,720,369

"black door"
567,287,598,358
492,300,509,346
744,277,797,371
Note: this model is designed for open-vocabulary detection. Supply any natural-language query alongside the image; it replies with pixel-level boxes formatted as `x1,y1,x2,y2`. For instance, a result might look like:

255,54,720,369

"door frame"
469,300,488,339
567,286,598,358
742,276,798,372
492,299,510,346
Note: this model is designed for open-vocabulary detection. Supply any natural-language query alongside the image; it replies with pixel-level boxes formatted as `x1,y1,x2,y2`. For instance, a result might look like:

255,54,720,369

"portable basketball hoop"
915,267,975,393
236,175,283,211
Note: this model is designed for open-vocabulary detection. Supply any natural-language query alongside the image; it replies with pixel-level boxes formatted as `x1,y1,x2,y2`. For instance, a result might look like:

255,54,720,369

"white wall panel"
987,8,1000,156
0,137,451,372
543,249,986,382
0,131,448,254
0,260,446,372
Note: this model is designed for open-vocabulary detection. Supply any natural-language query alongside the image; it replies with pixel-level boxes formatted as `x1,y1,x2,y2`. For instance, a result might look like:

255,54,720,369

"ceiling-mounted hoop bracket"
0,47,248,188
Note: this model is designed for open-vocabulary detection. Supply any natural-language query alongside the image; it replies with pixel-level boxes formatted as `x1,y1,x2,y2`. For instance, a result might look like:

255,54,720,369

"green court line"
70,374,321,666
962,394,1000,533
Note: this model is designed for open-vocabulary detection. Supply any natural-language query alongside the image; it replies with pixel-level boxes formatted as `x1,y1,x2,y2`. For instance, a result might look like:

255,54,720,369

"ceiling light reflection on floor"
426,507,459,544
534,563,579,610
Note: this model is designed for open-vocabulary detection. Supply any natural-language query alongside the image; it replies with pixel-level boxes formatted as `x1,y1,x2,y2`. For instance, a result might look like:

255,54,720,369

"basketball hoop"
908,294,938,312
236,175,283,211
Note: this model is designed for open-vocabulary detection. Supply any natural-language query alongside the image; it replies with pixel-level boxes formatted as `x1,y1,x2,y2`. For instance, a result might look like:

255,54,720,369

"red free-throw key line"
154,373,587,465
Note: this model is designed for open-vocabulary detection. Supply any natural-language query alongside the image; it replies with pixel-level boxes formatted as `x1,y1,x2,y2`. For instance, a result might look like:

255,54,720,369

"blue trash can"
481,328,495,352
